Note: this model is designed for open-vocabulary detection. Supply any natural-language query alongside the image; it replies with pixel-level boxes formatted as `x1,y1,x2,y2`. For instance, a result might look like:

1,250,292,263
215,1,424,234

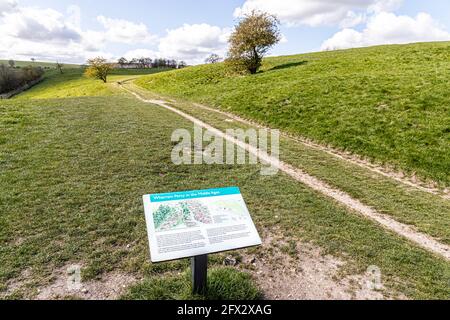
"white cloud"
234,0,402,27
0,2,226,65
1,7,81,43
5,0,443,66
368,0,403,13
66,5,81,31
123,49,160,61
0,0,17,15
339,11,366,29
321,12,450,51
97,16,156,44
0,2,159,63
0,5,94,63
122,24,231,64
157,24,230,64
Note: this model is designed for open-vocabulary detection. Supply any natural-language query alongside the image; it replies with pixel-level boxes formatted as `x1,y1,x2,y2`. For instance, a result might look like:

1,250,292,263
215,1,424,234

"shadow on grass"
121,267,262,300
268,61,308,71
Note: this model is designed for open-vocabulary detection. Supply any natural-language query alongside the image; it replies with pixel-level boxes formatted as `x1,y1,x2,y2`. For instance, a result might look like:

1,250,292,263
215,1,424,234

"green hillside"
15,68,170,100
135,42,450,187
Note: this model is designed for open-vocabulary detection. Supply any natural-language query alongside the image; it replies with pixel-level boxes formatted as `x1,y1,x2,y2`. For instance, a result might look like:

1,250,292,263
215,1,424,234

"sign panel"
143,187,262,263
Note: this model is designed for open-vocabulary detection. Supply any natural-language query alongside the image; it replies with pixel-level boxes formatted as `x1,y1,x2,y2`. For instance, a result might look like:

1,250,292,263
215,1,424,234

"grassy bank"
135,42,450,187
127,82,450,245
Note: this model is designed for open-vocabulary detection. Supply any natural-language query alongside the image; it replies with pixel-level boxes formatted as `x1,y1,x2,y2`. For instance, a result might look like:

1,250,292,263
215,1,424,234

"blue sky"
1,0,450,64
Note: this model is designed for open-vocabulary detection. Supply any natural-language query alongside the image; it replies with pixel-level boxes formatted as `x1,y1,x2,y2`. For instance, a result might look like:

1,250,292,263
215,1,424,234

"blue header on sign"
149,187,240,203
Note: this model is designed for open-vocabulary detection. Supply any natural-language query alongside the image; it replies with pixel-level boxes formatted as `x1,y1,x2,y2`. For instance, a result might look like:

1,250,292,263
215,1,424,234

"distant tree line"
116,57,187,69
0,63,44,94
84,56,188,83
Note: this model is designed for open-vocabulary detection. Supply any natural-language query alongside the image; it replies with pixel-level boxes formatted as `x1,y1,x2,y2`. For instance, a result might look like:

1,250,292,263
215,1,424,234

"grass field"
14,68,170,100
135,42,450,187
0,67,449,300
0,60,81,69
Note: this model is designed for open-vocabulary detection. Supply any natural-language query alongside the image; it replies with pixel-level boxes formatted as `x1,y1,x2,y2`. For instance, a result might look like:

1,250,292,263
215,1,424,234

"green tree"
227,10,281,74
84,57,112,83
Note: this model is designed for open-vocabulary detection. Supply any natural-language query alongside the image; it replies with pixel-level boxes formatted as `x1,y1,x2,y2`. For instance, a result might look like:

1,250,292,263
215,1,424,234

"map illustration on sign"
153,201,213,232
143,187,262,263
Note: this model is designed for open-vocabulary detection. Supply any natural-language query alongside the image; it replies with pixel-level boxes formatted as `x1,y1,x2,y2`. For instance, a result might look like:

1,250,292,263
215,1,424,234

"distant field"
15,68,170,100
135,42,450,186
0,60,81,69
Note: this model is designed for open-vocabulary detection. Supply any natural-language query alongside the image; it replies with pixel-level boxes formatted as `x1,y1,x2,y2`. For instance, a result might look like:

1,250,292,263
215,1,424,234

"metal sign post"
191,255,208,295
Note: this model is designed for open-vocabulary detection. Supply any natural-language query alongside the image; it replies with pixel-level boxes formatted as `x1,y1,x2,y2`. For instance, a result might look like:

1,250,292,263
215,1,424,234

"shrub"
0,64,44,94
226,10,281,74
84,57,112,83
0,64,15,93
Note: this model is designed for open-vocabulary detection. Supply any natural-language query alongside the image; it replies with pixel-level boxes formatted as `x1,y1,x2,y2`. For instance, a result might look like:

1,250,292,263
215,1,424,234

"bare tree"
178,61,187,69
153,58,166,68
137,58,146,68
118,57,128,68
124,56,184,69
168,59,177,68
8,60,15,68
129,58,139,68
143,58,152,68
205,54,222,64
56,61,64,74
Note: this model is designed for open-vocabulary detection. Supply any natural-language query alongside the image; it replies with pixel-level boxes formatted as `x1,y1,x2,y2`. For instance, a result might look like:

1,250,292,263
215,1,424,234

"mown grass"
0,90,449,299
126,83,450,245
135,42,450,187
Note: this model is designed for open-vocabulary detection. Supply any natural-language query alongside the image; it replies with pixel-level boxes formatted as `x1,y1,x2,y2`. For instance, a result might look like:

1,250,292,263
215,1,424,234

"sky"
1,0,450,65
